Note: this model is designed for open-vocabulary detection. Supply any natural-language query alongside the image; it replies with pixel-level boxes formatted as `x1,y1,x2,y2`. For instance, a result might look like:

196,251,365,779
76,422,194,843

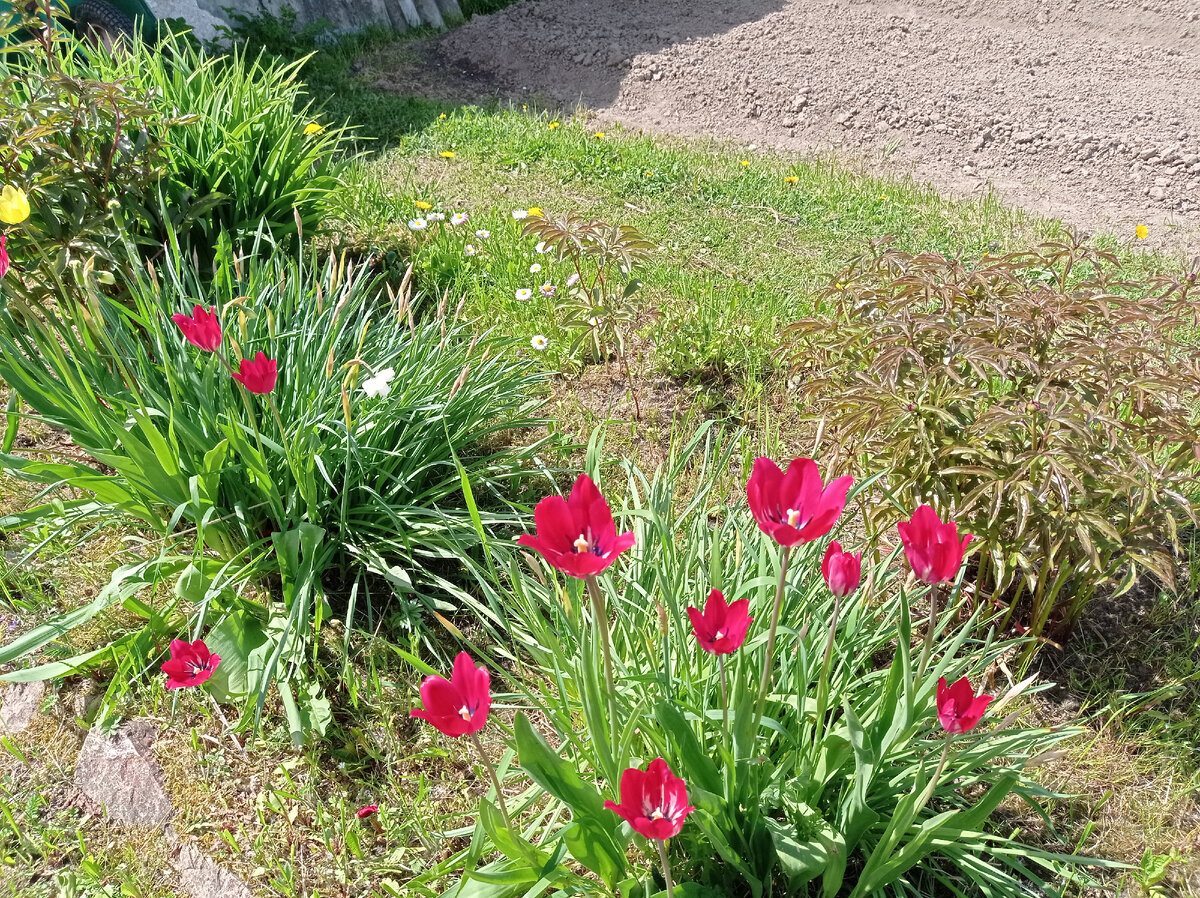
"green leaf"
512,713,603,816
562,815,626,889
202,609,271,701
656,701,722,796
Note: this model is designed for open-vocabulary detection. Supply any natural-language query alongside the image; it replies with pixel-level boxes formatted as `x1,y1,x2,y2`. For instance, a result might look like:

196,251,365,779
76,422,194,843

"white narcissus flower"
362,367,396,398
530,335,548,351
408,218,428,231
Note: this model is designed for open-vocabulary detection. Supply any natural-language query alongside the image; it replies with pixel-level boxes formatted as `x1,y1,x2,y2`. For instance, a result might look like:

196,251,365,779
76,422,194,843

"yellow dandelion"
594,131,606,139
784,175,799,184
1136,223,1149,240
438,113,447,120
644,170,655,177
878,194,888,201
414,200,432,211
439,151,456,158
303,122,325,135
0,185,30,225
527,206,543,216
548,121,560,130
740,159,750,167
522,104,528,110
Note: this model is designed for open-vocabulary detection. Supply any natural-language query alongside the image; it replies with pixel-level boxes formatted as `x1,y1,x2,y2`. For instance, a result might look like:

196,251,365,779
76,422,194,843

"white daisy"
530,334,548,351
362,367,395,398
407,218,428,231
515,288,533,301
428,212,446,222
540,283,556,297
464,244,478,256
512,209,528,220
451,212,469,226
476,229,491,240
529,263,542,274
566,273,580,287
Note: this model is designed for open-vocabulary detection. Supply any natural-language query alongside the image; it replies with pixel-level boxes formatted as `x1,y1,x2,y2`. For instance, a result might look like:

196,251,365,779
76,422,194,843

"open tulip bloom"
231,351,278,395
411,651,491,738
605,758,695,897
161,638,220,689
746,457,852,548
898,504,973,585
936,676,994,735
517,473,635,579
686,588,752,655
172,304,222,352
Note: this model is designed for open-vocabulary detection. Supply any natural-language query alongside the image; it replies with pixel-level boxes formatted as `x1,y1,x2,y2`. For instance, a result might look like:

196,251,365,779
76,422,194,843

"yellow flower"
740,160,750,167
522,104,528,110
1136,223,1149,240
784,175,799,184
438,113,447,120
878,194,888,201
0,185,29,224
644,170,654,177
548,121,560,130
303,122,325,135
594,131,606,139
414,200,432,211
527,206,543,216
440,151,456,158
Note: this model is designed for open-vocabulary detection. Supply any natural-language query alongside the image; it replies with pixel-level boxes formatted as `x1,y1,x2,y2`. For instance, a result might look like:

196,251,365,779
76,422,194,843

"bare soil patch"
414,0,1200,252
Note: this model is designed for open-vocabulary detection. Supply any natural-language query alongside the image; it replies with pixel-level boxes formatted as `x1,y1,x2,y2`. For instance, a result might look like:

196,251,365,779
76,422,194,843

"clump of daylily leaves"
399,457,1077,896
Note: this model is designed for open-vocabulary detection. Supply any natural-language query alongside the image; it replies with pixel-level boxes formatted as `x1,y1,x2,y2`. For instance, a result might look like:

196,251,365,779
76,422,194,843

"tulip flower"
517,474,634,579
161,638,221,689
821,541,863,597
746,457,853,548
604,757,695,840
410,651,491,738
356,804,379,818
686,589,752,655
898,505,973,585
231,351,278,395
936,676,993,734
0,234,8,279
0,185,30,225
171,304,222,352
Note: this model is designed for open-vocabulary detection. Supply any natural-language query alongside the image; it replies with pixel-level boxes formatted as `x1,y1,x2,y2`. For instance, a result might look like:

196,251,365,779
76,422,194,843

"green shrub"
784,236,1200,645
0,228,544,735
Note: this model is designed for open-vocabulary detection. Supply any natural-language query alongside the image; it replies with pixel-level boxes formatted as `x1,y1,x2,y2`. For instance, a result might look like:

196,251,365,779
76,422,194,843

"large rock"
0,681,45,734
176,842,254,898
74,719,173,826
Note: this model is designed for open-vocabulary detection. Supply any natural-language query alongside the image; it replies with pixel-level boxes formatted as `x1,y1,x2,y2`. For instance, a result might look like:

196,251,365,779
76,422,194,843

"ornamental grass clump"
417,428,1103,897
784,235,1200,645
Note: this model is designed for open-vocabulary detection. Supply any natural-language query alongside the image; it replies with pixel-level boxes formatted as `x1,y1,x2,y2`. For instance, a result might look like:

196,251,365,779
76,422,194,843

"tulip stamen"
573,534,590,554
458,705,473,720
786,508,803,528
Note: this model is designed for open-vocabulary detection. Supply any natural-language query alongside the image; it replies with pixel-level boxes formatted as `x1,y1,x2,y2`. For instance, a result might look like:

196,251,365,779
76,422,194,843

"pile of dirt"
431,0,1200,249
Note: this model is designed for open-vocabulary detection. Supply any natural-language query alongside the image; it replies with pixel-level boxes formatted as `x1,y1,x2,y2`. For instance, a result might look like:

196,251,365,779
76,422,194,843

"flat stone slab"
0,681,45,734
73,719,173,826
176,842,253,898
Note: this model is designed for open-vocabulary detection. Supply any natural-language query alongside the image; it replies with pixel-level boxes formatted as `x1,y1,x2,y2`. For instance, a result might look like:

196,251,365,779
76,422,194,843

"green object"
1,0,157,46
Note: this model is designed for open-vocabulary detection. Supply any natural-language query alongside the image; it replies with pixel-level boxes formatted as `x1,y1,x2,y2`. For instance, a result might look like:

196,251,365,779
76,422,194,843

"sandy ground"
418,0,1200,252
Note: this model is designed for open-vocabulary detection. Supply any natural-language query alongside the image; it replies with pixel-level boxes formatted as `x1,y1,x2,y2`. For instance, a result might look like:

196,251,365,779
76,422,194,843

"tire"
71,0,136,49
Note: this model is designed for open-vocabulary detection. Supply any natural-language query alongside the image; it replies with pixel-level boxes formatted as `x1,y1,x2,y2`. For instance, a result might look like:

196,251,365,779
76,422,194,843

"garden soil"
418,0,1200,252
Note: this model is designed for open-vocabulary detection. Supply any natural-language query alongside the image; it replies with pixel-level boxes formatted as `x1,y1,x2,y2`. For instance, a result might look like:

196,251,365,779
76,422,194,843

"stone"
74,719,173,826
176,842,254,898
0,681,45,734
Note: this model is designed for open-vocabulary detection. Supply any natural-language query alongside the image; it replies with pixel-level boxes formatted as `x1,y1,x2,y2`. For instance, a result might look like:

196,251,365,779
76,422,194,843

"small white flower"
408,218,428,231
536,240,552,254
362,367,395,398
451,212,469,225
464,244,478,256
515,288,533,301
512,209,528,220
475,229,491,240
566,273,581,287
588,316,600,327
530,334,548,351
540,283,556,297
428,212,446,222
529,263,542,273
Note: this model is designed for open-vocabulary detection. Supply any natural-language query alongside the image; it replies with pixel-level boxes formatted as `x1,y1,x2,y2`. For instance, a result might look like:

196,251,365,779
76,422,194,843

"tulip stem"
469,731,514,834
919,583,942,675
913,734,954,820
812,592,841,752
206,692,249,759
655,839,675,898
585,574,618,731
753,545,792,733
718,654,729,741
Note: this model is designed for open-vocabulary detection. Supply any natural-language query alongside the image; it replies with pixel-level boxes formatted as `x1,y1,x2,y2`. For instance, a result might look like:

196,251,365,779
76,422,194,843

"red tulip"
356,804,379,819
686,588,752,654
410,651,491,738
161,638,220,689
821,541,862,597
171,304,222,352
898,505,973,584
0,234,9,279
517,474,635,579
746,457,852,547
603,757,695,840
231,351,278,395
936,676,993,734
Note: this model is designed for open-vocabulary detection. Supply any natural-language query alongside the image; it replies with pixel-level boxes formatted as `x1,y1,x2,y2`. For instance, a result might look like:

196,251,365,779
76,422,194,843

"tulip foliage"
432,429,1098,897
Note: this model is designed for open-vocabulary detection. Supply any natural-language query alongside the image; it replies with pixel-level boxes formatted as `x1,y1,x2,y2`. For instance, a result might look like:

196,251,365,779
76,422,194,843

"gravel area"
431,0,1200,250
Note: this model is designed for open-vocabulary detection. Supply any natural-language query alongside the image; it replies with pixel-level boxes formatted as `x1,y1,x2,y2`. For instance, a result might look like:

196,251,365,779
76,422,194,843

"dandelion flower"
522,104,528,110
1136,223,1149,240
428,212,446,222
566,273,580,287
414,200,432,211
362,367,396,399
548,121,560,130
408,218,428,231
644,170,654,177
464,244,478,256
531,334,548,351
440,150,456,158
476,229,491,239
594,131,606,139
784,175,799,184
451,212,469,225
515,288,533,301
530,263,542,273
527,207,543,216
512,209,529,220
304,122,325,135
740,159,750,167
540,282,556,297
438,113,447,120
